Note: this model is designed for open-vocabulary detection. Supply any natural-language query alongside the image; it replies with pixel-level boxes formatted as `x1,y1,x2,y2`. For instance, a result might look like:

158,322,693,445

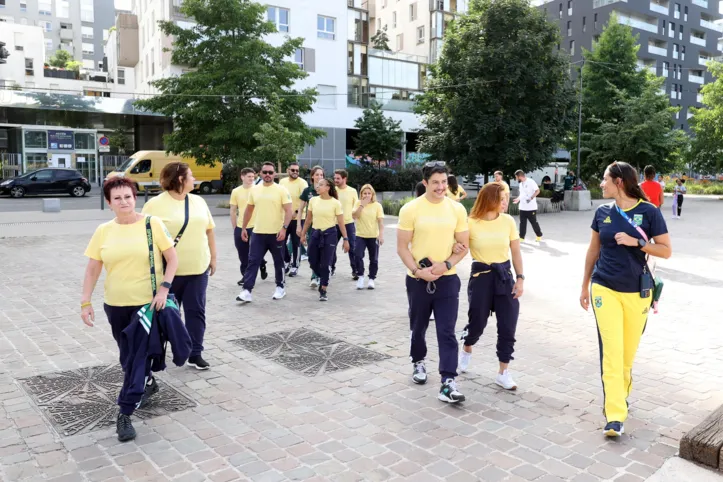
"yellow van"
107,151,222,194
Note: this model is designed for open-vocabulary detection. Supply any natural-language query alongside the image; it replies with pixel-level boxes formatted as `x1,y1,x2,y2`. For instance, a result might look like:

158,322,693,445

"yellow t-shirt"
248,183,292,234
337,186,359,224
279,177,309,217
142,192,215,276
354,200,385,238
229,185,256,229
85,216,174,307
397,196,469,276
468,213,518,264
446,185,467,201
308,196,343,231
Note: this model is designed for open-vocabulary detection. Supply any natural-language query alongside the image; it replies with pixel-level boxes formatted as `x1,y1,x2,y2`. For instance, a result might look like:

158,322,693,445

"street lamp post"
576,57,584,187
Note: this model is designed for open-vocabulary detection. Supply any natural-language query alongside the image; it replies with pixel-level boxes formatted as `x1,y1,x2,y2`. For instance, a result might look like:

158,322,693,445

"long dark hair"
319,178,338,199
606,162,648,202
414,181,426,198
448,175,459,195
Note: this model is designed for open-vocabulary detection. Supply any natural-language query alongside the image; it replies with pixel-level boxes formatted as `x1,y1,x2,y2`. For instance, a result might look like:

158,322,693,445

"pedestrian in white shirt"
512,170,543,243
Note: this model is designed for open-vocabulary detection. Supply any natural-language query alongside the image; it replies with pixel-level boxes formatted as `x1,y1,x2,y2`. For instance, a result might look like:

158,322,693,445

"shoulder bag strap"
614,204,654,274
173,195,190,247
146,216,157,297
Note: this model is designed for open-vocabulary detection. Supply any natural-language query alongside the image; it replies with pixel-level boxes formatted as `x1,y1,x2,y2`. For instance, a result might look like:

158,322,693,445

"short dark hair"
261,162,275,170
334,169,348,179
423,164,448,181
160,161,190,193
681,179,686,184
415,181,426,197
514,170,525,177
288,161,299,167
240,167,255,176
644,165,656,180
103,176,137,201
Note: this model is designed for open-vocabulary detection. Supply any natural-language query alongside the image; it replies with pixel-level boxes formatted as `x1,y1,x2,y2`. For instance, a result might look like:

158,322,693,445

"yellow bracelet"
81,302,92,308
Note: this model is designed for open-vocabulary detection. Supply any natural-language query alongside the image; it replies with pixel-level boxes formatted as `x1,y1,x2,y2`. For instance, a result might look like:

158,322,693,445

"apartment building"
536,0,723,130
114,0,424,171
369,0,469,64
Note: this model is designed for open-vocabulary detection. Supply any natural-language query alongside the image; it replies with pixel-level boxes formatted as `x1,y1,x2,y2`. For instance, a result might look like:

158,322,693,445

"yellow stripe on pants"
591,283,650,423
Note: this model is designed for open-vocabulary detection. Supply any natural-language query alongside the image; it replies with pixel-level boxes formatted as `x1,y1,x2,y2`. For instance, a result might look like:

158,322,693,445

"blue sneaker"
604,421,624,437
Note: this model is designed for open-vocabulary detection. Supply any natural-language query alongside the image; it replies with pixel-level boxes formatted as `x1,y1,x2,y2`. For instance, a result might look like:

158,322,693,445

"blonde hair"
359,184,377,203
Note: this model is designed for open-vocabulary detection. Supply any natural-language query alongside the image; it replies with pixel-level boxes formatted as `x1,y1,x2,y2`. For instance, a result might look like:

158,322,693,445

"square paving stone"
231,328,390,377
19,364,195,437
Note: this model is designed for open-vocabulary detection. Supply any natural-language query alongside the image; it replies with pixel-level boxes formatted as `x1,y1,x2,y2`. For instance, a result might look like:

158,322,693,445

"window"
684,6,688,21
38,0,51,15
317,15,335,40
392,11,396,28
57,0,69,18
117,68,125,85
267,6,289,32
567,21,571,36
382,0,386,6
417,25,425,44
44,38,53,51
674,3,680,18
81,0,93,22
20,1,26,11
131,159,152,174
25,131,47,148
558,3,562,18
151,48,155,75
103,29,109,41
82,26,94,39
594,13,598,29
25,58,33,76
569,40,575,55
377,18,381,31
669,22,675,38
294,48,304,69
409,2,417,21
396,33,403,50
33,170,55,181
582,16,586,33
40,21,51,32
316,84,336,109
74,133,93,150
567,0,572,14
82,42,94,56
682,46,685,61
679,25,683,40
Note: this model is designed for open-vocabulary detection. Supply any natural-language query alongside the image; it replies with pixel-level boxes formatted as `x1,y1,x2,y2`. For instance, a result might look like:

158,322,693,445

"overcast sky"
115,0,131,11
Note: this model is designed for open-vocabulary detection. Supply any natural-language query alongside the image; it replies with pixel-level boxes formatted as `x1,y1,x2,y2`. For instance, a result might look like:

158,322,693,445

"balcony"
648,44,667,56
116,13,139,68
594,0,626,8
700,19,723,33
649,1,668,15
689,73,705,84
697,93,703,102
692,0,708,7
60,29,73,41
617,13,658,34
699,55,710,66
690,35,706,47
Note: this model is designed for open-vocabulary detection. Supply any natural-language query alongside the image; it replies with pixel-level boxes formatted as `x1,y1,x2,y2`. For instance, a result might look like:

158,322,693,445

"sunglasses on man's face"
262,170,274,175
289,169,299,173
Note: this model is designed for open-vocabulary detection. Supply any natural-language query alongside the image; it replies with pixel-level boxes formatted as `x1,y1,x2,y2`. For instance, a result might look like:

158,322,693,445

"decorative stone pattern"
19,364,195,437
232,328,390,376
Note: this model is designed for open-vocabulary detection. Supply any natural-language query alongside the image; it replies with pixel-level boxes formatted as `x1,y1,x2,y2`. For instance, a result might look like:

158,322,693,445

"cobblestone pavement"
0,197,722,481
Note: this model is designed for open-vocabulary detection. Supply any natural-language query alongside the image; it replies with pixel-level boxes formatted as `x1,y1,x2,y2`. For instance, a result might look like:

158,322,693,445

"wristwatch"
516,274,525,280
282,224,289,230
343,237,349,241
638,239,647,249
160,281,172,289
444,261,452,270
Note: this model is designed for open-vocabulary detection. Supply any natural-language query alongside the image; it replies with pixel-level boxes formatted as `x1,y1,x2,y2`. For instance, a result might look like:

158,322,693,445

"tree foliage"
581,75,688,175
108,127,132,154
415,0,575,179
353,102,403,164
48,50,73,68
371,26,391,51
688,61,723,174
134,0,323,166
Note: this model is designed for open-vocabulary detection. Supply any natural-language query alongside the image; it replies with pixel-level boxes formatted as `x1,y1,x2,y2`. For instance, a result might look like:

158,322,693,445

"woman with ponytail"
580,162,671,438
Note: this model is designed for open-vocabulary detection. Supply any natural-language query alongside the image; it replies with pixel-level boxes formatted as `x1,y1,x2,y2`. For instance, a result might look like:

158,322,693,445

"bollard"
145,188,149,203
100,192,104,210
42,198,61,213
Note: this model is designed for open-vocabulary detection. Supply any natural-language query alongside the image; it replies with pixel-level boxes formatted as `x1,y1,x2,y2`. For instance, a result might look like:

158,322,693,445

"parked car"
0,168,91,198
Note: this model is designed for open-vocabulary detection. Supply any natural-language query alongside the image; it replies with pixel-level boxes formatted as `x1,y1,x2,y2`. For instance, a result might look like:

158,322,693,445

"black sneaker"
438,378,465,403
352,273,359,281
116,414,136,442
237,278,244,286
187,355,210,370
260,264,268,280
331,267,336,277
412,361,427,385
319,289,328,302
604,421,624,437
284,262,291,275
139,377,159,409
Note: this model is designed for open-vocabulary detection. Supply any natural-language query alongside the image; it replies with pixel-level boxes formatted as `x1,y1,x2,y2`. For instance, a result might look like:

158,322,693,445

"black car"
0,168,91,198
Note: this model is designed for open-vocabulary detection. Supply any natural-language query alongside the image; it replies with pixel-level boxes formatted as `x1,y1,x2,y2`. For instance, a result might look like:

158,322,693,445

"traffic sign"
98,135,110,153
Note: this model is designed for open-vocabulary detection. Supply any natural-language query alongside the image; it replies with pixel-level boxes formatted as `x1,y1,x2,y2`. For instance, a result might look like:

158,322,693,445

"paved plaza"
0,195,722,481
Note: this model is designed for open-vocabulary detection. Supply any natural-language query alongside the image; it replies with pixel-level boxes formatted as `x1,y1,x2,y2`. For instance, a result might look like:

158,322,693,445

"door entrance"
49,154,71,168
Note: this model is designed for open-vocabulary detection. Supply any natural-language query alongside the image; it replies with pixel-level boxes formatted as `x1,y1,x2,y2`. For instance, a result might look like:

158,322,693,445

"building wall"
370,0,431,59
0,24,47,90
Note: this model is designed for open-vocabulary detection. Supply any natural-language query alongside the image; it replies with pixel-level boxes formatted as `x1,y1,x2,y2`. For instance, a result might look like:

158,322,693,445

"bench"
680,404,723,470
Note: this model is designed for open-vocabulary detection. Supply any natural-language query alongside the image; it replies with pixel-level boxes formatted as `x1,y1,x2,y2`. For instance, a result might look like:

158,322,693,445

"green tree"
415,0,575,179
253,99,325,171
371,26,391,51
66,60,82,72
134,0,323,166
353,102,403,165
688,61,723,174
108,127,132,154
582,76,688,175
48,50,73,68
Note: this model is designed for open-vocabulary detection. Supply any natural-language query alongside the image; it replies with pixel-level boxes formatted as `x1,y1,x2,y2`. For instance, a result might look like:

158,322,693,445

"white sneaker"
356,276,365,290
458,350,472,373
301,254,309,261
367,279,375,290
309,278,319,288
495,370,517,390
236,289,252,303
272,286,286,300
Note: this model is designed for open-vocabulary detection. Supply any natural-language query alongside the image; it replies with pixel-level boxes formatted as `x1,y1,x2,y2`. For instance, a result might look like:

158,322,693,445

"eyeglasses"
261,170,274,175
424,161,446,168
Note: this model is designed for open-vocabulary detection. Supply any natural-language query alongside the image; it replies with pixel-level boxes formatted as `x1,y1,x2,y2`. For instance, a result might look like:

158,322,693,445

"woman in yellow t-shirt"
446,175,468,201
300,178,350,301
81,177,178,443
142,162,217,371
458,182,524,391
351,184,385,290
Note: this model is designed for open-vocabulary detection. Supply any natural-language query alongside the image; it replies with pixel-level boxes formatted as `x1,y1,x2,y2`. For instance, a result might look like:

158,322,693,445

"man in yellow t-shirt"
229,168,267,285
332,169,359,279
494,171,511,201
279,162,309,277
397,162,470,404
236,162,292,303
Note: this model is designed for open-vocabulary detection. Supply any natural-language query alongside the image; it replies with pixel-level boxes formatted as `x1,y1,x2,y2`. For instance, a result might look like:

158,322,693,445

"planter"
564,190,592,211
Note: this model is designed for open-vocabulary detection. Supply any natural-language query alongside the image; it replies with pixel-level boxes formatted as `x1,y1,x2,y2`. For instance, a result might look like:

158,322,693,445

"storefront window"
74,133,94,150
24,130,47,149
26,153,49,172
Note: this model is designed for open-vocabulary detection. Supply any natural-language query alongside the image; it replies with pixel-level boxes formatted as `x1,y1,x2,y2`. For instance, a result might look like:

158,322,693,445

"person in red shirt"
640,165,664,208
